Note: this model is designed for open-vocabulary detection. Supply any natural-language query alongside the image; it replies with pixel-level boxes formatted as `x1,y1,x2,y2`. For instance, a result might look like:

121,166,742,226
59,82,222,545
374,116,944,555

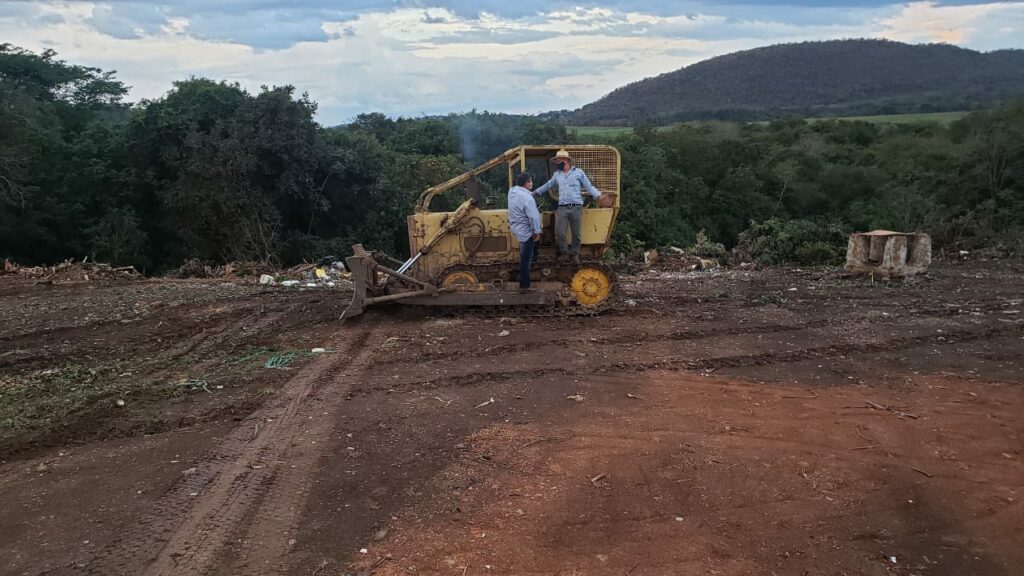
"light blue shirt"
534,167,600,205
507,185,542,242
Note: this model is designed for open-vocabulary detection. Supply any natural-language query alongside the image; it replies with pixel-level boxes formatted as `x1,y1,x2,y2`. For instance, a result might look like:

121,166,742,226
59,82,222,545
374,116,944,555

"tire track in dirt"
0,298,281,371
80,323,381,576
0,307,300,461
0,287,280,346
223,327,382,575
370,318,838,369
353,323,1024,396
372,297,1012,370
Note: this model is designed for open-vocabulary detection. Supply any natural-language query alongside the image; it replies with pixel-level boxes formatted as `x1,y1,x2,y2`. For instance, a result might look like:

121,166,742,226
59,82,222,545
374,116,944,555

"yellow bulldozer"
343,145,621,318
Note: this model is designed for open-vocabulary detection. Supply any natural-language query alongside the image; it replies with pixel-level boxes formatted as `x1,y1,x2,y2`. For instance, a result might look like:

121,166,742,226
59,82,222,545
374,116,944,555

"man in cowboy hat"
533,149,610,265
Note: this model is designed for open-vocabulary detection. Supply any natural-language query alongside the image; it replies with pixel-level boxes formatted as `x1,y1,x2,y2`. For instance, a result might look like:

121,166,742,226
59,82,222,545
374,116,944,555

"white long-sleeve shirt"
534,167,600,205
507,185,542,242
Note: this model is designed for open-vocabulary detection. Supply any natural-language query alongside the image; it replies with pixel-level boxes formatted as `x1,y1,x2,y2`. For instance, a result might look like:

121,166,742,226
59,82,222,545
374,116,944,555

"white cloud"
874,1,1024,46
1,1,1022,123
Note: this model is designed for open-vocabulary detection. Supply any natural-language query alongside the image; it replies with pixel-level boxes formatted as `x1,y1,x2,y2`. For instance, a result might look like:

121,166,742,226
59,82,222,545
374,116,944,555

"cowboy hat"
551,149,572,163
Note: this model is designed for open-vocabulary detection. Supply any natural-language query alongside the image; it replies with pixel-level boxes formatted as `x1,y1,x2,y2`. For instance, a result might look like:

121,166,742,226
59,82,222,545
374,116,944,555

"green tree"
0,44,130,264
128,79,320,265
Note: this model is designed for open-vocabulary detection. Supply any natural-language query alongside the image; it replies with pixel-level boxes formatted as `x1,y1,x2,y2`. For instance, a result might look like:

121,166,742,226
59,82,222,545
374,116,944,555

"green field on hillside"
568,125,671,137
813,111,969,124
569,111,970,137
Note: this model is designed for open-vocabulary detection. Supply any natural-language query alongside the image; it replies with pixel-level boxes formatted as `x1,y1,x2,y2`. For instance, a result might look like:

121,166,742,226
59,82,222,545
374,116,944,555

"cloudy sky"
2,1,1022,124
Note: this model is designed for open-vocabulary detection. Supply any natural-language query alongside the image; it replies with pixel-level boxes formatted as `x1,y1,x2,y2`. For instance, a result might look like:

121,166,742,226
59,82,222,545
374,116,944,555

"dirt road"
1,261,1022,575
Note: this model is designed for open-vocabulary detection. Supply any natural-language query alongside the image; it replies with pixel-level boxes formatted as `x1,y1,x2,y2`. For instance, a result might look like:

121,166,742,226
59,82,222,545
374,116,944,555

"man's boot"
556,254,570,263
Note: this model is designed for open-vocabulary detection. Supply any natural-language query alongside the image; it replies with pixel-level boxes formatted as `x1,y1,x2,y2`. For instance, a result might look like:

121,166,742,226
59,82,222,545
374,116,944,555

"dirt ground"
1,260,1022,576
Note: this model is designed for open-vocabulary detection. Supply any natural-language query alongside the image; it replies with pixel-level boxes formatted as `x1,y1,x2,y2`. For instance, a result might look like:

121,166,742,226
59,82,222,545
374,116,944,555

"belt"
558,203,582,207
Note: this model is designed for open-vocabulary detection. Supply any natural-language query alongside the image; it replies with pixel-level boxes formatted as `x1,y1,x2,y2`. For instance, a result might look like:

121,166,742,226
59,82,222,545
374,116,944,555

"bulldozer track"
432,259,621,317
81,325,382,576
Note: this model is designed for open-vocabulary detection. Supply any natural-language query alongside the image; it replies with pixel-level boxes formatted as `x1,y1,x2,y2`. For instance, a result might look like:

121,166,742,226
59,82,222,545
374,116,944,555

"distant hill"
565,39,1024,126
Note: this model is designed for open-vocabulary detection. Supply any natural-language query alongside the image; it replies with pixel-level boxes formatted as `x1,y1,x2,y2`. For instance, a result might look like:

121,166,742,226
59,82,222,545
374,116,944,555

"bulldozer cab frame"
415,145,621,213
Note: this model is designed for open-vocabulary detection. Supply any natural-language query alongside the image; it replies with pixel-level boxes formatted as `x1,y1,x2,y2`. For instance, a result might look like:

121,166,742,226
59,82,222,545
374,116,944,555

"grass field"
568,124,673,137
812,111,969,124
569,110,970,137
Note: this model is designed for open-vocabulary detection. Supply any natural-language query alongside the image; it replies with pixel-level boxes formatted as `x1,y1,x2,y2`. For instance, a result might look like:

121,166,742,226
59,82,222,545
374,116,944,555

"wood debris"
865,400,918,419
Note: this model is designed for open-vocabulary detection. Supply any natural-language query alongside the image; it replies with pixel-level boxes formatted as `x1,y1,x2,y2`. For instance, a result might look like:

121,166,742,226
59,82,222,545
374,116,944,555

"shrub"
735,218,847,266
607,231,646,262
688,229,727,260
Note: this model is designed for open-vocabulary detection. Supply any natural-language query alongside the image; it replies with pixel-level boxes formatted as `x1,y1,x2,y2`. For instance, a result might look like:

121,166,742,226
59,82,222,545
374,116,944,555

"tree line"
601,106,1024,260
1,44,1022,271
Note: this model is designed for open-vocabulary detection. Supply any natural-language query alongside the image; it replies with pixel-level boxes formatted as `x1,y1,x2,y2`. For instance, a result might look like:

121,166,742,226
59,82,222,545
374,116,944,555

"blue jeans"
519,237,539,288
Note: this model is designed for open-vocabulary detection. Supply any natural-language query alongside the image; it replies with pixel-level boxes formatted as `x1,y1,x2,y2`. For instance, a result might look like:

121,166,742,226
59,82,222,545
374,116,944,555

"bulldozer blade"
342,293,365,319
342,244,448,318
342,250,371,319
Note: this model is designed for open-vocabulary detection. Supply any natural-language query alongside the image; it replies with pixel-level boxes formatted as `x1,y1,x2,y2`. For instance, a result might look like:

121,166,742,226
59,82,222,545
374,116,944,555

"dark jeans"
519,236,540,288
